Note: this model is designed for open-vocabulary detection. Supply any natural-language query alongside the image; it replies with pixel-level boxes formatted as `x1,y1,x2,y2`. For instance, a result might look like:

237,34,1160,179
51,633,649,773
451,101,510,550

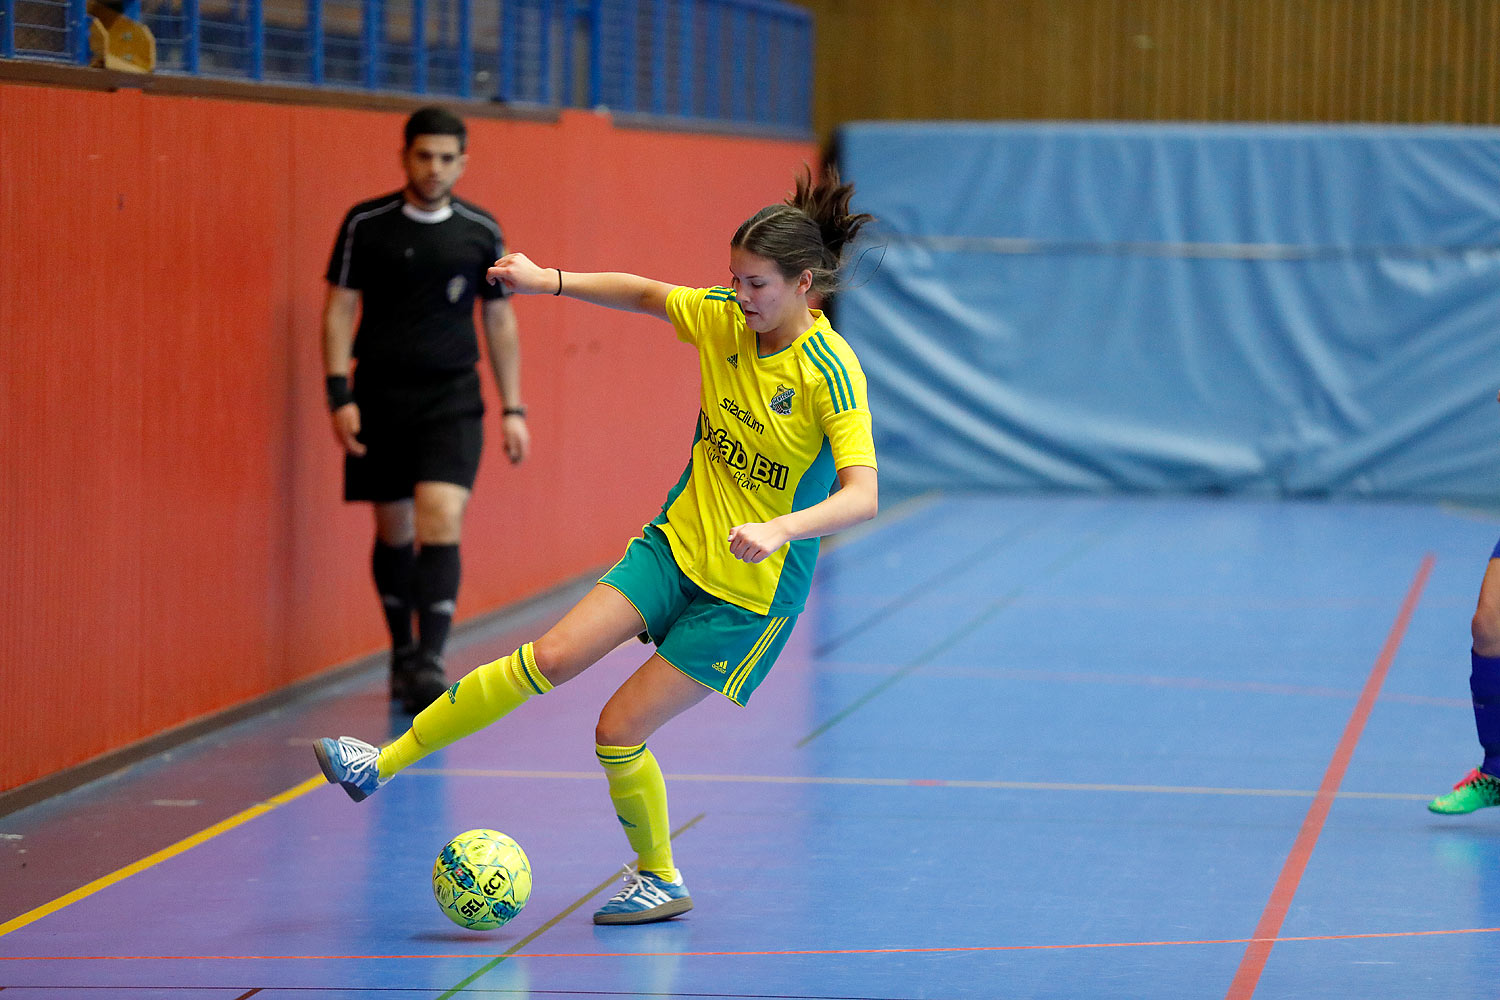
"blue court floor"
3,493,1500,999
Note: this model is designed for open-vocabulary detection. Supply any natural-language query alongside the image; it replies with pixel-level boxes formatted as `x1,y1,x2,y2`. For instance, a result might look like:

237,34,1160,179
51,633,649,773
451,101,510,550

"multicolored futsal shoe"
1428,767,1500,814
593,868,693,925
314,736,389,803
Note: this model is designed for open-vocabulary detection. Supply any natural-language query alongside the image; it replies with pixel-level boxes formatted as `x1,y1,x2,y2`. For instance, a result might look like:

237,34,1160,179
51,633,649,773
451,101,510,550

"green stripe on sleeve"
808,333,856,410
803,341,851,412
801,345,847,412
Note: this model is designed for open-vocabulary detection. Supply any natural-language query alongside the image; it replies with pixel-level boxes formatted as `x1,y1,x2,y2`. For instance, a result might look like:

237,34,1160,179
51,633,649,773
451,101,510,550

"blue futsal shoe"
593,868,693,925
314,736,389,802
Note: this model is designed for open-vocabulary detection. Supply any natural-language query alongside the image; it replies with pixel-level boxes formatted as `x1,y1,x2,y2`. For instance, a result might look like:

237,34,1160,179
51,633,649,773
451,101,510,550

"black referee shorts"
344,370,484,503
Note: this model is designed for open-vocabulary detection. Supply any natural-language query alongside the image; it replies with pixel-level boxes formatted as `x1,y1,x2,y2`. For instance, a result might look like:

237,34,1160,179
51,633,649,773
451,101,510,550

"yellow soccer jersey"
654,285,877,615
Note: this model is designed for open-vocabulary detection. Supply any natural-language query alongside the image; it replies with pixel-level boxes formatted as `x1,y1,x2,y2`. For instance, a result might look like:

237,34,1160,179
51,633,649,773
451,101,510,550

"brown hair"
731,166,873,296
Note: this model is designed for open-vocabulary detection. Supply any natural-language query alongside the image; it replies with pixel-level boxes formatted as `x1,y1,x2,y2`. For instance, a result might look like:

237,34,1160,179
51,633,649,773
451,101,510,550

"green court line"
813,505,1063,657
435,813,705,1000
796,518,1130,747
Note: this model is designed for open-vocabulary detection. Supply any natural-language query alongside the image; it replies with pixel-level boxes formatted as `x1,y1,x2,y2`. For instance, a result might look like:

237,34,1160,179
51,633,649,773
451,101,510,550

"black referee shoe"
397,652,449,715
388,645,420,701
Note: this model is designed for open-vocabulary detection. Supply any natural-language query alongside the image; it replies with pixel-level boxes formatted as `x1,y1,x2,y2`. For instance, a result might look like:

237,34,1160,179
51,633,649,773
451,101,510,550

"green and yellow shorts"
599,526,796,706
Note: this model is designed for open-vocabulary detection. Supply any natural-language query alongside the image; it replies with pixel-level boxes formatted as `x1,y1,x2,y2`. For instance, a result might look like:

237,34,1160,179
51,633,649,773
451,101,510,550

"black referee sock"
372,540,416,652
415,543,461,661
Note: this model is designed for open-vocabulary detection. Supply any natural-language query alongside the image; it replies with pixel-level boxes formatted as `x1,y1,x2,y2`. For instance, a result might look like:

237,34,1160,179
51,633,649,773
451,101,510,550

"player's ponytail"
731,166,873,296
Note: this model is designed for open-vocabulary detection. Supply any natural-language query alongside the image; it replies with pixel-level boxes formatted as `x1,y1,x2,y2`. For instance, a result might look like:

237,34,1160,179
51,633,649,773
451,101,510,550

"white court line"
397,766,1432,801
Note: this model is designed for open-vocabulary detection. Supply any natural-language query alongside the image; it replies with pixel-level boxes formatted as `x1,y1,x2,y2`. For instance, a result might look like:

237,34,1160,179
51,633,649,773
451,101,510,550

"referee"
322,106,529,714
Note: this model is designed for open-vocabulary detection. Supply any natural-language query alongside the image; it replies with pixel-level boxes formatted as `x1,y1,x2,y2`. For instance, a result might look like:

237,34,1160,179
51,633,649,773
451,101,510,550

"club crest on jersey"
769,384,795,416
727,353,739,369
446,276,467,303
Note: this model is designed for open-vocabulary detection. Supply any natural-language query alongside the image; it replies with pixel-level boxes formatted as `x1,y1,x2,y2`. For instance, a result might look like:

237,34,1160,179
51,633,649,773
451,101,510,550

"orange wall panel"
135,97,298,729
0,86,816,794
2,85,150,771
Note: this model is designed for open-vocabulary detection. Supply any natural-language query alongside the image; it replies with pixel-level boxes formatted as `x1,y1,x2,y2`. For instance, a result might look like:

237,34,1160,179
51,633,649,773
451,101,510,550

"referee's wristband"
326,375,354,411
502,405,528,418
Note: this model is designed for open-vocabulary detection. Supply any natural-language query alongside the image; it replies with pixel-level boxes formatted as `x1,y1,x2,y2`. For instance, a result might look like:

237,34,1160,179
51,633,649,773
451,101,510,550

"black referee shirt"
327,191,508,382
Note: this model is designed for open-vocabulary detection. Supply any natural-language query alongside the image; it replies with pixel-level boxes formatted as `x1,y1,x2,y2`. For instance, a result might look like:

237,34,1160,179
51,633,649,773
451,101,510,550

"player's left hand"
502,412,530,464
727,521,789,563
487,252,553,295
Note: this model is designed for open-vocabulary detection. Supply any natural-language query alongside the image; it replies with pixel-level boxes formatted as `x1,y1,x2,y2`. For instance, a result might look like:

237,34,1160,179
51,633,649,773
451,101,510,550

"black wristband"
553,268,563,296
502,405,528,418
326,374,354,411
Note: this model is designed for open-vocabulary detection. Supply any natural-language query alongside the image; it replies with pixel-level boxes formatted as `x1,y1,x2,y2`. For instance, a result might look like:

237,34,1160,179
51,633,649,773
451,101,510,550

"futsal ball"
432,828,532,930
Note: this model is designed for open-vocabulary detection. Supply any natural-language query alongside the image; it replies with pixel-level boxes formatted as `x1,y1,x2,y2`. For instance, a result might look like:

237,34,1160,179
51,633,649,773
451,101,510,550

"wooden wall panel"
800,0,1500,140
0,86,816,794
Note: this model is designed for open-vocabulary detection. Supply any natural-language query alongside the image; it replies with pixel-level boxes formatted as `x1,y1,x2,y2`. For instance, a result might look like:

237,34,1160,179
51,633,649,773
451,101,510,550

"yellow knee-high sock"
377,643,552,779
597,743,677,880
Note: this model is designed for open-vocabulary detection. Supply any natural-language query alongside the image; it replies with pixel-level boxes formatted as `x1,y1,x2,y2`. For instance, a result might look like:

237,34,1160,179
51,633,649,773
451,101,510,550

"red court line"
1225,554,1434,1000
7,922,1499,961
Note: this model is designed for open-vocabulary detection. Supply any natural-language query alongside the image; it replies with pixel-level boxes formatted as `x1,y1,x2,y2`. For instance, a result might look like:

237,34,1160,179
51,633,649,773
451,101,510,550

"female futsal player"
315,168,877,924
1430,394,1500,815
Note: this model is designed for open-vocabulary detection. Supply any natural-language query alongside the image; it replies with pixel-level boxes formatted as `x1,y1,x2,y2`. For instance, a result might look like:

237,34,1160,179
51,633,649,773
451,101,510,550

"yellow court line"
2,765,1432,940
0,775,325,939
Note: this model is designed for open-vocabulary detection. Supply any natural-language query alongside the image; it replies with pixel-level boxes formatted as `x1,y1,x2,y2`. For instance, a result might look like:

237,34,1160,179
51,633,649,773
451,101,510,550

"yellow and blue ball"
431,828,532,930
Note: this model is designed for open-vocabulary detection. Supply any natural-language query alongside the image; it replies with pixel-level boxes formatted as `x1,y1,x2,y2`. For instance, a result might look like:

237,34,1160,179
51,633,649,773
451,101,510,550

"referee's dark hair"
404,106,467,151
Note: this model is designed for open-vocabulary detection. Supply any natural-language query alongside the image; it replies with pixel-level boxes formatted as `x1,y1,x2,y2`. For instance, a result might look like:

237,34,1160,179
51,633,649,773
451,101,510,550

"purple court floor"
3,493,1500,999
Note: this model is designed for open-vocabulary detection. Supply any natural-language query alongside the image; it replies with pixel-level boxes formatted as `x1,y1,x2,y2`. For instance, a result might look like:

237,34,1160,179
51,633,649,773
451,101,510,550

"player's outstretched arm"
487,252,675,321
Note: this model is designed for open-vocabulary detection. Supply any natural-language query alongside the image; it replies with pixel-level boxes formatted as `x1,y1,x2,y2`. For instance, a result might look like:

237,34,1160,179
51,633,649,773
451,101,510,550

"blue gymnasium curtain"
835,122,1500,503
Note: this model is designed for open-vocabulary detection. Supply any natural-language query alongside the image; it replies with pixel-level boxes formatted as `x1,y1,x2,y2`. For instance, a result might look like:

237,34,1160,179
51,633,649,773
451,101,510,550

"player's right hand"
486,252,553,295
332,403,367,456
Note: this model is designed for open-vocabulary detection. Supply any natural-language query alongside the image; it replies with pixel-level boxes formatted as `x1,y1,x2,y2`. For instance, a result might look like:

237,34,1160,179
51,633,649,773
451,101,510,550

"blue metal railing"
0,0,811,133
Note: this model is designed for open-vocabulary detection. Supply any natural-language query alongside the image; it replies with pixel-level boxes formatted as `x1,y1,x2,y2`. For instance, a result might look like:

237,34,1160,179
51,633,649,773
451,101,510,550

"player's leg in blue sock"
1472,652,1500,778
1430,551,1500,814
1470,551,1500,777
